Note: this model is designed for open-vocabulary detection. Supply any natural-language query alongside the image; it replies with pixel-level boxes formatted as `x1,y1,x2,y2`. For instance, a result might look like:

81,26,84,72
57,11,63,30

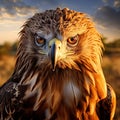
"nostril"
57,43,61,50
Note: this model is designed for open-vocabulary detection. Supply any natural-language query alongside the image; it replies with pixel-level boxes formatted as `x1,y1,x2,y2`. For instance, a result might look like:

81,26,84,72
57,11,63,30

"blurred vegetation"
0,39,120,119
103,38,120,55
0,42,17,55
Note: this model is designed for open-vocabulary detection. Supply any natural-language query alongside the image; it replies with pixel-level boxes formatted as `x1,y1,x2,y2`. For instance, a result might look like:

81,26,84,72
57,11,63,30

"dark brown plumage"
0,8,116,120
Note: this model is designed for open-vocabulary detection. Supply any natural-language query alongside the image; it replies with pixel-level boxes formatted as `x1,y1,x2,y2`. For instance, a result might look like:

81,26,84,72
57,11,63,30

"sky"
0,0,120,44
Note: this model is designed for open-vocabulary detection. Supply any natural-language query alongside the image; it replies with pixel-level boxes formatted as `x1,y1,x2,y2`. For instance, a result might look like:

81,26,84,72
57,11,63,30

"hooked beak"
49,38,61,71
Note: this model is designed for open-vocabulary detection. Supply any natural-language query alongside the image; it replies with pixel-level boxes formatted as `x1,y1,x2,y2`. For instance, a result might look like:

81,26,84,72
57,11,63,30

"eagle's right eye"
35,35,46,47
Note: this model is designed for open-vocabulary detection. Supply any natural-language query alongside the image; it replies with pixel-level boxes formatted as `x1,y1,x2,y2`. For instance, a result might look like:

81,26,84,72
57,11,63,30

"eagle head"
17,8,103,73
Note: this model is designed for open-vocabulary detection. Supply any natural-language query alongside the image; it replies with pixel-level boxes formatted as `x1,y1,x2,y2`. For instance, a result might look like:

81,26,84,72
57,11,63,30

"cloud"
94,6,120,29
0,0,39,44
102,0,109,3
0,0,38,20
93,4,120,41
114,0,120,8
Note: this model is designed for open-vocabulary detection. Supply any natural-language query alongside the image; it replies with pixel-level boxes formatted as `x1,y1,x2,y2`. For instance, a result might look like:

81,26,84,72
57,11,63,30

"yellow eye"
67,35,79,46
35,36,45,47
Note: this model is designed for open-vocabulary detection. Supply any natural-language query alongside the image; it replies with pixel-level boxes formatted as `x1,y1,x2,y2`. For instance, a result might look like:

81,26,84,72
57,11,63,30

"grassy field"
0,55,15,85
0,53,120,119
102,54,120,120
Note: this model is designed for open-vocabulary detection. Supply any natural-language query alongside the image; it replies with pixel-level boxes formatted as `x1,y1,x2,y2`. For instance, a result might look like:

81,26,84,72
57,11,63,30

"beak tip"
52,68,55,71
52,63,56,71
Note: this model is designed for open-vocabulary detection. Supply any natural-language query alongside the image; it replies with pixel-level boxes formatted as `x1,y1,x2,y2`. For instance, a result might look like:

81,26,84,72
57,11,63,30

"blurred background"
0,0,120,119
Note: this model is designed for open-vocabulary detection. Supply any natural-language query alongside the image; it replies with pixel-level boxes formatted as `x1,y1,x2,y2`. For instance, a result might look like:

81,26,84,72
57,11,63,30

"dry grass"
0,55,15,85
0,54,120,119
102,54,120,120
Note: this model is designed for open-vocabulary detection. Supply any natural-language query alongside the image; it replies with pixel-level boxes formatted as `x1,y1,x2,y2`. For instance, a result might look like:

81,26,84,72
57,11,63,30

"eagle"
0,8,116,120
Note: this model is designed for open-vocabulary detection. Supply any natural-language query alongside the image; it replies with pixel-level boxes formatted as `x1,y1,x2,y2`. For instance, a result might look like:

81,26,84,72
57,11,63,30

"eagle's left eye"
35,36,46,47
67,35,79,46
